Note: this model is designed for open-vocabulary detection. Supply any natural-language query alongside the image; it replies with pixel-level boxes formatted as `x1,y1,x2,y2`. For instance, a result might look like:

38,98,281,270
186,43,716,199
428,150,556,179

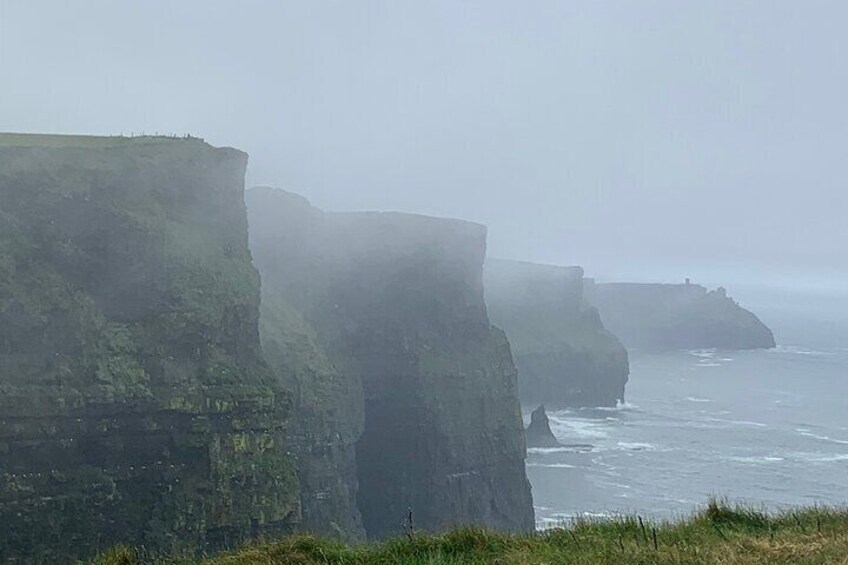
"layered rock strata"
0,135,298,561
247,187,534,540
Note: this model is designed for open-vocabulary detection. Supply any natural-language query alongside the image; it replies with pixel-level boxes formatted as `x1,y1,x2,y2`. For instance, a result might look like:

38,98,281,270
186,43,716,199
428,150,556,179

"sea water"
527,286,848,528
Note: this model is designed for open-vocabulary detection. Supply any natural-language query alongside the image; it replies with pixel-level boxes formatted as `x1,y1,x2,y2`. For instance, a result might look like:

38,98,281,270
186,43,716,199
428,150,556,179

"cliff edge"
484,259,629,408
0,135,299,561
587,281,776,351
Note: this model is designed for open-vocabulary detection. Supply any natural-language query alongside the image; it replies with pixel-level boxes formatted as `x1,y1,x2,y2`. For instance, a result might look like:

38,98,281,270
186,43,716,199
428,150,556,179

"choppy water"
527,288,848,528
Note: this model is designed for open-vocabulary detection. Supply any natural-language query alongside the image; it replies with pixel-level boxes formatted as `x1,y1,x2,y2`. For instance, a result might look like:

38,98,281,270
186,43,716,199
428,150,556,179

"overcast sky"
1,1,845,289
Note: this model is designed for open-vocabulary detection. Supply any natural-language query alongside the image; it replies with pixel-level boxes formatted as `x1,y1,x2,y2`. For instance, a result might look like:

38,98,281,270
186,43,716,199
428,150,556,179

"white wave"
774,345,837,357
794,453,848,463
684,397,712,403
731,419,768,428
699,417,768,428
548,417,610,440
687,349,717,358
589,401,639,412
541,408,579,418
527,446,591,454
728,455,785,464
536,517,566,529
526,462,577,469
816,454,848,463
571,511,618,520
616,441,657,451
797,430,848,445
542,511,616,522
696,362,722,367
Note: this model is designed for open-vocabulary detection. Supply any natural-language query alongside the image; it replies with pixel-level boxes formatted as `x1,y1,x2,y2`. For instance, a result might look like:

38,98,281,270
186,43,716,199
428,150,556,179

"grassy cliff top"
91,501,848,564
0,132,212,149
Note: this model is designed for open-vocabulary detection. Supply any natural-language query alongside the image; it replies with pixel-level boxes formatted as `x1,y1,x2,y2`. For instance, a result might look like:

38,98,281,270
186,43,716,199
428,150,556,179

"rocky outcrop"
525,406,561,448
484,259,629,408
0,135,299,561
586,281,776,351
247,187,534,540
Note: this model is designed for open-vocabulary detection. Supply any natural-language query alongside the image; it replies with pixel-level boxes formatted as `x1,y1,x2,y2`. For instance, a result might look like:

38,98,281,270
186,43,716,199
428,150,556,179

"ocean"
526,286,848,528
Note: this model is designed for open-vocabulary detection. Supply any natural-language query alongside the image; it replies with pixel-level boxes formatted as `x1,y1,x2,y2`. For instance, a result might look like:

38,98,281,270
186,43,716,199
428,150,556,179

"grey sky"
1,1,845,289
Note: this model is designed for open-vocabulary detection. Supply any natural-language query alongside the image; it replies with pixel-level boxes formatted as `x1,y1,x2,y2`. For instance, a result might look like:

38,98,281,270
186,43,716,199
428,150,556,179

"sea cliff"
586,281,776,351
0,135,299,561
247,187,534,540
484,259,629,408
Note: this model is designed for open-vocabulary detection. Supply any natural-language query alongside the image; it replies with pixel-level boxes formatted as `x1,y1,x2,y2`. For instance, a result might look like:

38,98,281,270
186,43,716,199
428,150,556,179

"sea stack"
525,405,562,448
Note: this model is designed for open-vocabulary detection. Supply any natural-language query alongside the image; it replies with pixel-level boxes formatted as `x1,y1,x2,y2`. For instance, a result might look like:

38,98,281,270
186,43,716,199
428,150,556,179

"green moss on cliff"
0,135,298,561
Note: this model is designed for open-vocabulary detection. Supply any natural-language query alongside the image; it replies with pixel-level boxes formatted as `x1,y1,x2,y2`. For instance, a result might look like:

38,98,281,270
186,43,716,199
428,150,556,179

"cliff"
247,189,365,541
0,134,299,561
484,259,629,408
586,281,776,351
247,187,534,540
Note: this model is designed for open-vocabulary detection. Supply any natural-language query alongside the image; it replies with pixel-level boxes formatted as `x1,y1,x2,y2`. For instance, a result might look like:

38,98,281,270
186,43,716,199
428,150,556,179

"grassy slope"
91,501,848,564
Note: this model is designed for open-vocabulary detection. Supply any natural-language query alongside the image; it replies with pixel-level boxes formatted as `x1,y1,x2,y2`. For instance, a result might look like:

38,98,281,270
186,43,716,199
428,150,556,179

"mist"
5,2,848,561
2,1,846,289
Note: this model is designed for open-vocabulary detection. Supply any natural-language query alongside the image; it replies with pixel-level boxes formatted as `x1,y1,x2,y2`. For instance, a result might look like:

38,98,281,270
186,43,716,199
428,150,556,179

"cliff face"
0,135,298,561
484,259,629,408
247,189,366,541
587,281,776,351
247,188,534,540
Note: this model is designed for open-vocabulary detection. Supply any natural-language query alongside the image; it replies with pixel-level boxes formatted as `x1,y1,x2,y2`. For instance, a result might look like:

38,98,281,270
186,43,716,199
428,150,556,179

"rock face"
525,406,561,448
484,259,629,408
586,281,776,351
247,189,366,541
247,187,534,540
0,135,299,561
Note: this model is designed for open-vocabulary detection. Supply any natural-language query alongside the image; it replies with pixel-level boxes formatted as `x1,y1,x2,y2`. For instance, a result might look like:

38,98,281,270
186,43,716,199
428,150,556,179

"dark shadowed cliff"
247,187,534,540
484,259,629,408
247,189,366,541
0,135,299,561
586,281,776,351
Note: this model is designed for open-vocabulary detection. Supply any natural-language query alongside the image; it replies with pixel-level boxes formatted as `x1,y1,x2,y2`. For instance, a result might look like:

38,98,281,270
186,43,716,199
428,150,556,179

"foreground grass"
91,500,848,564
